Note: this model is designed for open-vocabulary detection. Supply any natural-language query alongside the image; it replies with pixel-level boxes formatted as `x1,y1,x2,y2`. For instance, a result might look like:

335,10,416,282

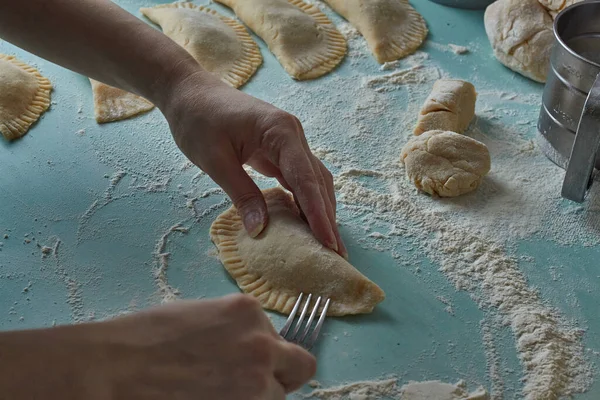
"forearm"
0,0,212,108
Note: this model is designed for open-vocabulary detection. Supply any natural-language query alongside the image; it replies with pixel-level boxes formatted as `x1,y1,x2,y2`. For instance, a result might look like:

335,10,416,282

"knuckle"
224,294,262,314
247,333,275,367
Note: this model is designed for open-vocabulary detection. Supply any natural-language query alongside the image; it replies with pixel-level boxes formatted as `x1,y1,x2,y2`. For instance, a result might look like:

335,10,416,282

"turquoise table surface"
1,1,599,399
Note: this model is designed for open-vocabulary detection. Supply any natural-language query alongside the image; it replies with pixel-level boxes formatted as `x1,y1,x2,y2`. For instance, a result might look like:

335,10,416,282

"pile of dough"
215,0,346,80
484,0,582,82
90,79,154,124
0,54,52,140
414,79,477,136
400,130,491,197
141,2,262,88
324,0,427,63
210,187,385,316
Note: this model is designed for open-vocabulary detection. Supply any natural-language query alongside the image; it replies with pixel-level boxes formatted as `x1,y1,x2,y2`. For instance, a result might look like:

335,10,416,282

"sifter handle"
562,73,600,202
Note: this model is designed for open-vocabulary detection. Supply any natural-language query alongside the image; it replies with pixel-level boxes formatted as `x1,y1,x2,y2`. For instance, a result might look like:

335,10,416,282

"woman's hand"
0,295,316,400
160,71,347,258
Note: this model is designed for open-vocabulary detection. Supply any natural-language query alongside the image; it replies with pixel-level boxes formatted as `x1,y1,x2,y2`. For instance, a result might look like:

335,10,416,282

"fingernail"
341,250,349,260
244,211,265,238
327,240,339,253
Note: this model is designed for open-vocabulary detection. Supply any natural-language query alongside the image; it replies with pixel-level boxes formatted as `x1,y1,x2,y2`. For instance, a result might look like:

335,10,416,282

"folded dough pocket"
210,187,385,316
324,0,427,63
215,0,346,80
141,2,262,88
90,79,154,124
0,54,52,140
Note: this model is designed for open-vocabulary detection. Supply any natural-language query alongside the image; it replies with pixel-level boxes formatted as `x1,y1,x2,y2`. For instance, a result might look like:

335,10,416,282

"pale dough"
324,0,428,63
401,380,489,400
484,0,554,83
210,187,385,316
140,2,262,88
400,130,491,197
538,0,583,18
89,79,154,124
0,54,52,140
414,79,477,136
215,0,346,80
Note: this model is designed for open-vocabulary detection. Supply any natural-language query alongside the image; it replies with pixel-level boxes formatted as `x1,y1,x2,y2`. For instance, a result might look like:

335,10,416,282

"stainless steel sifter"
538,1,600,202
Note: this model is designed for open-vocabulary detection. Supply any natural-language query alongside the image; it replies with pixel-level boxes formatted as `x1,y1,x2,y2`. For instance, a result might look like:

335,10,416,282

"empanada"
324,0,427,63
0,54,52,140
141,2,262,88
414,79,477,135
214,0,346,80
210,188,385,316
90,79,154,124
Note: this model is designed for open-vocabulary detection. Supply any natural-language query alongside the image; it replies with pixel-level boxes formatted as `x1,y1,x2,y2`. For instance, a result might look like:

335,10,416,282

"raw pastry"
539,0,583,18
324,0,427,63
90,79,154,123
414,79,477,136
210,187,385,316
400,130,491,197
0,54,52,140
484,0,554,83
140,2,262,88
214,0,346,80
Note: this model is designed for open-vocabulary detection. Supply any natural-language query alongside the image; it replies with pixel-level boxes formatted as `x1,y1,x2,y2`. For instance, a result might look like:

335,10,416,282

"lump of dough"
324,0,428,63
484,0,554,83
0,54,52,140
400,130,491,197
215,0,346,80
210,187,385,316
538,0,583,18
414,79,477,136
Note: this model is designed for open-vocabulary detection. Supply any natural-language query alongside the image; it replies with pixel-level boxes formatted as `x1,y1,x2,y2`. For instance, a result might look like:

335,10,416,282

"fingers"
273,340,317,393
203,147,268,238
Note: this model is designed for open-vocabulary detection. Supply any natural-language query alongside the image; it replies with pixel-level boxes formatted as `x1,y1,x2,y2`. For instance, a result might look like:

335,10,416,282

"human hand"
0,295,316,399
159,70,347,258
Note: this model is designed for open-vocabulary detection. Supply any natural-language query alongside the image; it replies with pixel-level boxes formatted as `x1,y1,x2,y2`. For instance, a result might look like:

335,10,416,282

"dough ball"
400,130,491,197
484,0,554,83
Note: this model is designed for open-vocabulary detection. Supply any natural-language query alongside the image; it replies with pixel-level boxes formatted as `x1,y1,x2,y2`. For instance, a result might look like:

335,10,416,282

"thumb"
205,153,268,238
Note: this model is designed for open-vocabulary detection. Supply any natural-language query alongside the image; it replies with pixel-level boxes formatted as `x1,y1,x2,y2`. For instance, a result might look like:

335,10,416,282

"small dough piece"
215,0,346,80
140,3,262,88
414,79,477,136
400,130,491,197
210,188,385,316
325,0,427,63
484,0,554,83
0,54,52,140
90,79,154,124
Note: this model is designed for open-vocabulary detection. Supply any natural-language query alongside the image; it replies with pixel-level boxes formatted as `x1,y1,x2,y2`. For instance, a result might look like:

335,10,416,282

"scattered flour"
153,223,188,303
304,379,488,400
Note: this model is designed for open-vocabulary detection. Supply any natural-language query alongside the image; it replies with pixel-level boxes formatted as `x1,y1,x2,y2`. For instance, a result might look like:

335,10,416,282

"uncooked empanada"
141,2,262,88
400,130,491,197
324,0,427,63
210,187,385,316
215,0,346,80
90,79,154,124
414,79,477,136
0,54,52,140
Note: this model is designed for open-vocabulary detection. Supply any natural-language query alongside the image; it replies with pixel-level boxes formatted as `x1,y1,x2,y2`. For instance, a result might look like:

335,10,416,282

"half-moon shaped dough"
0,54,52,140
90,79,154,124
324,0,427,63
141,2,262,88
214,0,346,80
210,187,385,316
414,79,477,136
400,130,491,197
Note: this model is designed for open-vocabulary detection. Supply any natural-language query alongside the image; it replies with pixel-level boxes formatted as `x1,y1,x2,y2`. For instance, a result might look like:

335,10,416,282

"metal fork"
279,293,330,350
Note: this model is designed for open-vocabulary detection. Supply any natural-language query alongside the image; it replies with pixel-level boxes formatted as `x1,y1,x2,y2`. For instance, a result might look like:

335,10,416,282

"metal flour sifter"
538,0,600,202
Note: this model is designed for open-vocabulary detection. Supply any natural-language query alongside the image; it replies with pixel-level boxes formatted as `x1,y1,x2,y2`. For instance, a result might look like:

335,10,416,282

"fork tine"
290,293,312,340
279,293,303,337
298,296,322,344
304,298,330,350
